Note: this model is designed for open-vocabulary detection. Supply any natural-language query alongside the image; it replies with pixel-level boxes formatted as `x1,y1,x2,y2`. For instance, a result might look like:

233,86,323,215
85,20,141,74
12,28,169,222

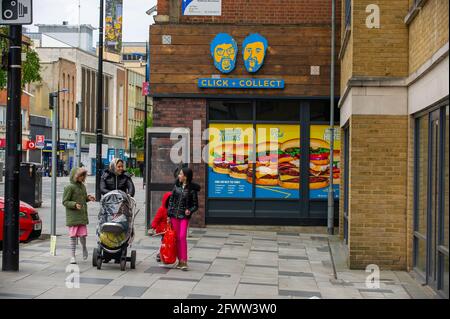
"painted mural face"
243,34,268,73
210,33,238,73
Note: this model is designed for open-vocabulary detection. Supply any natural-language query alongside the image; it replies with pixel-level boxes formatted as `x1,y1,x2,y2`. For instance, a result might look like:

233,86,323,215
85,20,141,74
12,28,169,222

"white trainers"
83,249,88,260
70,257,77,264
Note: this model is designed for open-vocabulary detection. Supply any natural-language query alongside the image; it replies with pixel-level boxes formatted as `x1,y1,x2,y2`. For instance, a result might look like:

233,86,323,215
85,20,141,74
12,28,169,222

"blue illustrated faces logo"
242,33,268,73
210,33,238,74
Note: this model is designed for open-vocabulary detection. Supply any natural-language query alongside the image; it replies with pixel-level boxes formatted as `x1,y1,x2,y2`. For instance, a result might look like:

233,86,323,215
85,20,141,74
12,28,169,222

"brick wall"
158,0,341,25
348,115,408,270
153,98,207,228
408,0,449,74
352,0,409,78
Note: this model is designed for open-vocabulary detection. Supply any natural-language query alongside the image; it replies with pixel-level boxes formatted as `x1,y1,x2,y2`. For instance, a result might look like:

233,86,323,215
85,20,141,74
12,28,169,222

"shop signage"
198,78,284,89
201,33,283,89
36,135,45,149
26,140,36,150
0,138,6,148
182,0,221,16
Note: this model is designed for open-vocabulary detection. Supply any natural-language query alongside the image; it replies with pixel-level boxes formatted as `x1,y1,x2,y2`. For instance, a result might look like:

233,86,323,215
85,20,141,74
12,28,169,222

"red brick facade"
153,98,207,227
158,0,341,25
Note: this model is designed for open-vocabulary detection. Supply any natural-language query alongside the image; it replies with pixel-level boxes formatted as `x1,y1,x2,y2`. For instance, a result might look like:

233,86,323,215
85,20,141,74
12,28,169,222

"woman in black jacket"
100,159,135,197
167,167,200,271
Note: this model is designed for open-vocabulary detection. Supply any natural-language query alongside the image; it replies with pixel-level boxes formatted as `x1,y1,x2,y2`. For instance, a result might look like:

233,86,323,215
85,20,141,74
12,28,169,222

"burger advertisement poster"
208,124,301,199
309,125,340,200
208,124,254,198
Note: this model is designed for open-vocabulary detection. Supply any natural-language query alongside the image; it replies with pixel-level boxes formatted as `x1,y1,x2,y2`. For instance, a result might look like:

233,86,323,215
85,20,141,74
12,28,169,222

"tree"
0,26,42,89
131,114,153,150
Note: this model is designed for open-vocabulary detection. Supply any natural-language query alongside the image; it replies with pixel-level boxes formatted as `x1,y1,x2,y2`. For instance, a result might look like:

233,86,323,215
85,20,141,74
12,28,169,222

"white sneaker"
70,257,77,264
83,249,88,260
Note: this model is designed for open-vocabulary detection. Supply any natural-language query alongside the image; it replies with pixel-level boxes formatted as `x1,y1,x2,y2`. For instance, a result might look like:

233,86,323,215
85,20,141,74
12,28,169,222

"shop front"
149,23,340,227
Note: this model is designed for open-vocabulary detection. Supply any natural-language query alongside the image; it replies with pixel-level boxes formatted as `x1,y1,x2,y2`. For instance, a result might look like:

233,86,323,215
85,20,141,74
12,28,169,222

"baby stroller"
93,190,139,271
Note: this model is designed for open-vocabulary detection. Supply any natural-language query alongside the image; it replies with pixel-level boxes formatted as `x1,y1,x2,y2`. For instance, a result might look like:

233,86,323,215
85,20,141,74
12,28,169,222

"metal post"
95,0,104,201
129,138,132,168
75,102,83,168
2,26,22,271
327,0,336,235
51,93,58,238
143,43,149,186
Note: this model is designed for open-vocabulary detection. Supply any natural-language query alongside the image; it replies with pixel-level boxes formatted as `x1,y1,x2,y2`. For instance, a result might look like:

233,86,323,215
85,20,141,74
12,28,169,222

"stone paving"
0,177,438,299
0,226,437,299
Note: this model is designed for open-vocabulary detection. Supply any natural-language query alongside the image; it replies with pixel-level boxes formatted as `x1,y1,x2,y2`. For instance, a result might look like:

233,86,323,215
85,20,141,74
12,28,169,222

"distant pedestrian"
167,167,201,271
148,191,172,262
62,167,95,264
100,158,135,197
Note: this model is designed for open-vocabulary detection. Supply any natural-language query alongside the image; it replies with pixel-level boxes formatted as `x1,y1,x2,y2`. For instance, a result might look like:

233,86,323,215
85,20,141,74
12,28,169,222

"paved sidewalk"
0,226,436,299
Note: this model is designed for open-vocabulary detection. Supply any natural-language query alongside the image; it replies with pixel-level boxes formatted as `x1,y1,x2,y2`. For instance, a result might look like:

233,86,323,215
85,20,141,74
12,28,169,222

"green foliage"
131,114,153,150
0,26,42,89
126,167,142,177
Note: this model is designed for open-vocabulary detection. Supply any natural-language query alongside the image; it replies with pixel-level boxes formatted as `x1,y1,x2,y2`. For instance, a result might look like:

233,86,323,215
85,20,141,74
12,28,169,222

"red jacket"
151,192,171,234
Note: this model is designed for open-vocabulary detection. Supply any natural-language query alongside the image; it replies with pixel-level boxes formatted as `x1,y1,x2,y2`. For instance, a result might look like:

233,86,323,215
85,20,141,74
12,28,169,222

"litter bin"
19,162,43,208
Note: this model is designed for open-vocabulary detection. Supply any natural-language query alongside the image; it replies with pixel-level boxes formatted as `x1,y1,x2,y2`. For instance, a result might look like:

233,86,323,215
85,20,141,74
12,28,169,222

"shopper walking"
167,167,200,271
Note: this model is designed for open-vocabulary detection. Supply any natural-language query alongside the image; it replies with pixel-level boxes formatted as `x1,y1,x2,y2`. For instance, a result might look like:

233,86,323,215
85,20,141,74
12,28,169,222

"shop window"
310,100,339,122
256,100,299,121
209,101,253,121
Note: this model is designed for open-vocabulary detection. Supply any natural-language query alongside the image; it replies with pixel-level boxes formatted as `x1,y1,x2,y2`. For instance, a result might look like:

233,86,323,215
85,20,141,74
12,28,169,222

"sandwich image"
309,138,331,189
229,144,252,179
278,138,300,189
251,141,279,185
256,141,279,167
210,143,252,178
331,149,340,185
248,165,279,186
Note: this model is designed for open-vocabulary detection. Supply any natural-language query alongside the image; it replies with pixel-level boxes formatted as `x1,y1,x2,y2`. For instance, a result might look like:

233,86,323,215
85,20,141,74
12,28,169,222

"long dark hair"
181,167,193,185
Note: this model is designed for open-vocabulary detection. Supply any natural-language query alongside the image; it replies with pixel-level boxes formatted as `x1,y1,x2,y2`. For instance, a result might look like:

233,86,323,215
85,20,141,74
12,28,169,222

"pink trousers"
170,217,189,262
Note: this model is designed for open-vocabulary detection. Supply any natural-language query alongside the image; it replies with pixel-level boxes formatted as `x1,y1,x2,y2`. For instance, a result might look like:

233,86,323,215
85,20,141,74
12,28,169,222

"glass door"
427,109,440,288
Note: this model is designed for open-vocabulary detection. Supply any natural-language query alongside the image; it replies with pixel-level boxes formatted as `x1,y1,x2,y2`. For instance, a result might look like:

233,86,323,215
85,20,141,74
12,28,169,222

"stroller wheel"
130,250,136,269
92,248,98,267
96,256,103,270
120,258,126,271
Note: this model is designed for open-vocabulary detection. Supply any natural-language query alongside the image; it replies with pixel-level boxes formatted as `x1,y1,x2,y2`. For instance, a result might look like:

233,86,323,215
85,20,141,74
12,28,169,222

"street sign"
0,0,33,25
26,140,36,150
35,134,45,149
142,81,150,96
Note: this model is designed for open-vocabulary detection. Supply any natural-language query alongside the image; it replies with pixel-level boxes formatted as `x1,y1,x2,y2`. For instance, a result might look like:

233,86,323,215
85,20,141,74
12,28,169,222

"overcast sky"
28,0,157,43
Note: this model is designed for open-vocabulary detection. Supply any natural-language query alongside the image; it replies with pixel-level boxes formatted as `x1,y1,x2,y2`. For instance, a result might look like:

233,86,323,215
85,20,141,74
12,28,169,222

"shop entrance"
414,102,449,298
145,127,190,233
206,99,339,226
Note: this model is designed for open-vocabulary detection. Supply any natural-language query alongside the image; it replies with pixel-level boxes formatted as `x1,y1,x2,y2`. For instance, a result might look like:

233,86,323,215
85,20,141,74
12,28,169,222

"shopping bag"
160,223,177,264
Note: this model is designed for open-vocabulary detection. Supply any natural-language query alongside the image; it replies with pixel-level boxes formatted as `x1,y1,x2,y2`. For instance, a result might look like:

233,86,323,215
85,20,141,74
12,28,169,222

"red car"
0,197,42,242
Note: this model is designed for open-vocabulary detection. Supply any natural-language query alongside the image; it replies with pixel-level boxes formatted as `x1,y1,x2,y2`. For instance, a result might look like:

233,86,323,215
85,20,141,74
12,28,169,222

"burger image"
210,143,234,175
331,149,340,184
278,139,300,189
309,176,329,189
211,143,253,177
248,165,279,186
256,141,279,167
278,138,300,164
309,138,331,189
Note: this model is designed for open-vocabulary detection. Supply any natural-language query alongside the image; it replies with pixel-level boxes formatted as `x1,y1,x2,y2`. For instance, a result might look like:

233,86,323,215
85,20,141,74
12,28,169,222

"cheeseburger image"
331,149,340,185
278,138,300,189
250,141,279,185
309,138,331,189
211,143,252,179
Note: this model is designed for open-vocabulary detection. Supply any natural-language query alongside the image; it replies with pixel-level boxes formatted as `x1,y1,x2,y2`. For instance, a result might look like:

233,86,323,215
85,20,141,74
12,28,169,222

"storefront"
149,22,340,227
413,100,449,298
206,99,339,224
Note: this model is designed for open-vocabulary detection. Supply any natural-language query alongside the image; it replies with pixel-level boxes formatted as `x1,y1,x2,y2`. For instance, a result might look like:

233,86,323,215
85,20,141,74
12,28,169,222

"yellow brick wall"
352,0,409,77
340,0,353,95
409,0,449,74
348,115,408,270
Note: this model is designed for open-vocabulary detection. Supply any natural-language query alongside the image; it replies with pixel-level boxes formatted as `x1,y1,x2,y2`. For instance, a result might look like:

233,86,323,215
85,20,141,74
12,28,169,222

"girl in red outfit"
149,192,171,262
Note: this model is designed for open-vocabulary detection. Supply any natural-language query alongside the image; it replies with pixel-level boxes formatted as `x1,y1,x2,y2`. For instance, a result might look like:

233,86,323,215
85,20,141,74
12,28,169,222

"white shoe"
70,257,77,264
83,249,88,260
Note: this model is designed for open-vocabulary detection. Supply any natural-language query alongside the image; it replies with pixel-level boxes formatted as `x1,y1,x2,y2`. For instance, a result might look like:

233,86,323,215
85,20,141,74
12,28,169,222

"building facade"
149,0,341,228
338,0,448,298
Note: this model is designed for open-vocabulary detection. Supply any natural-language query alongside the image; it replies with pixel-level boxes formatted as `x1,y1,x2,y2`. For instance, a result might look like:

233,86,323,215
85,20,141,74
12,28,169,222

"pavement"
0,177,439,299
